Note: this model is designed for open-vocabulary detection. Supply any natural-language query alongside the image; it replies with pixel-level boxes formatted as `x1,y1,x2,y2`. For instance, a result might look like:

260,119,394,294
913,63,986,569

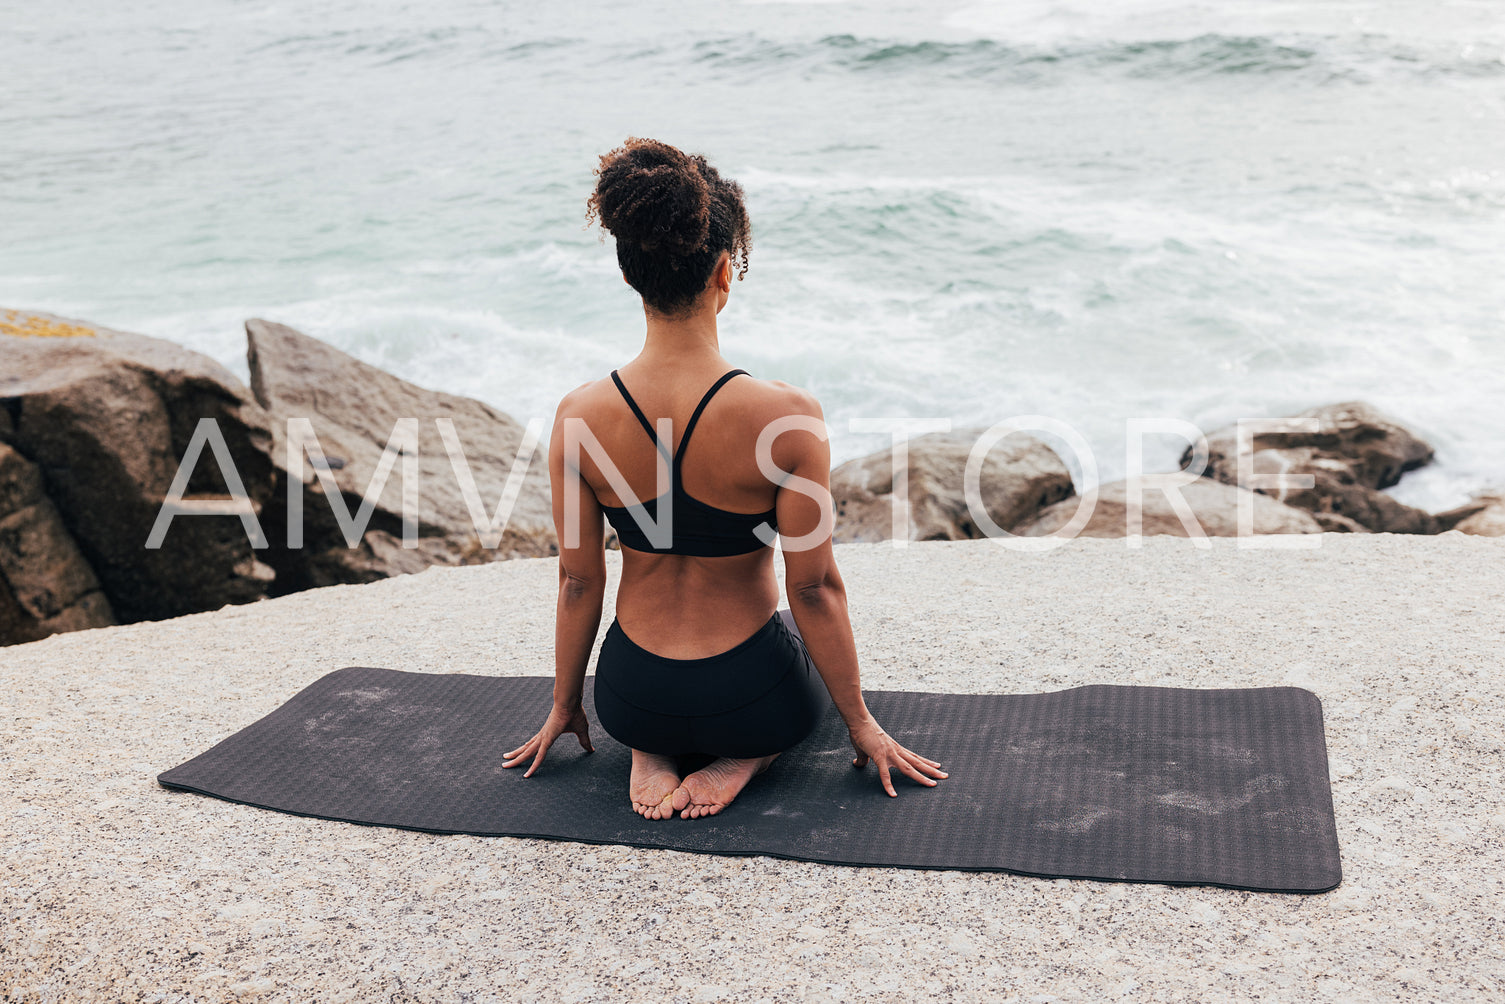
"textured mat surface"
158,669,1341,893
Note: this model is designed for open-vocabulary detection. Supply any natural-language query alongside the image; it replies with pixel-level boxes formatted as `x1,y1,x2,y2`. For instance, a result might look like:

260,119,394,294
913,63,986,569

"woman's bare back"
567,359,801,658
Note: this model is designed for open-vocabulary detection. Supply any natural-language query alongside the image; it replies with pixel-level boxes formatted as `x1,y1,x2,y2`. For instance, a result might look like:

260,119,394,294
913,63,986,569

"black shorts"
592,608,831,759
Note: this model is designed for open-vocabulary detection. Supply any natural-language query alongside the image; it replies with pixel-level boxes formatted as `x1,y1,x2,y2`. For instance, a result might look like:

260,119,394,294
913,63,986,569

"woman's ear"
719,254,733,291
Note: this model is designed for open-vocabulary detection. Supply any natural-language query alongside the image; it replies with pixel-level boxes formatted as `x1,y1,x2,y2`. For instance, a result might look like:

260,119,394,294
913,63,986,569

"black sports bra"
598,368,778,556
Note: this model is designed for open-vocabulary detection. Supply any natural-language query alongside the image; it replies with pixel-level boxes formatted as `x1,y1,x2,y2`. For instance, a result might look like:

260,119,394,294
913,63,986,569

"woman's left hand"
847,717,947,797
502,703,595,777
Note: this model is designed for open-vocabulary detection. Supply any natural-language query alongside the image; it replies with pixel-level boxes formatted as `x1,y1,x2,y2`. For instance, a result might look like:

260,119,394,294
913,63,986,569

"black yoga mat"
158,668,1342,893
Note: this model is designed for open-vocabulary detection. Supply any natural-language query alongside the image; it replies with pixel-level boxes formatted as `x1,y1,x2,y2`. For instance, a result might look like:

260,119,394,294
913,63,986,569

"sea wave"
124,13,1505,87
6,0,1502,513
685,31,1505,84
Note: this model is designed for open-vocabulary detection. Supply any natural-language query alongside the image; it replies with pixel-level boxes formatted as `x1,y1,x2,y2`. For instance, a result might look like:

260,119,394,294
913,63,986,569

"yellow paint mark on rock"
0,311,96,338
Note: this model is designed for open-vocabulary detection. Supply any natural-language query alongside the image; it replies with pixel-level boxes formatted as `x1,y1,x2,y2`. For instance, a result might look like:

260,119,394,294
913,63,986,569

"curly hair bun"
588,137,711,256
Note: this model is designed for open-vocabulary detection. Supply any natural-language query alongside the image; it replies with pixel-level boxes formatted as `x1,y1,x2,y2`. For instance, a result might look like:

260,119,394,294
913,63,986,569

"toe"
671,786,691,811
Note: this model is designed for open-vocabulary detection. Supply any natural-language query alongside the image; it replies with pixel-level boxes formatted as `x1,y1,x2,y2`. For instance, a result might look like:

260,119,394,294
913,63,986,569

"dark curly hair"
586,137,752,316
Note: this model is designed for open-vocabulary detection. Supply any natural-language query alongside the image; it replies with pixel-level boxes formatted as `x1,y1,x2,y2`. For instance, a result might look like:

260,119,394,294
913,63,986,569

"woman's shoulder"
733,374,823,423
552,375,616,420
553,370,823,421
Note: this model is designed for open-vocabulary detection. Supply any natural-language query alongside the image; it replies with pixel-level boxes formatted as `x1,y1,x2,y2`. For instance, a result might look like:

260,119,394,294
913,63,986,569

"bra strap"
610,370,671,463
674,369,748,469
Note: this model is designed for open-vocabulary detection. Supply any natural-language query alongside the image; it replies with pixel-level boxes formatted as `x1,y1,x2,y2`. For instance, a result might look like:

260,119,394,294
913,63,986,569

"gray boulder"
0,442,116,645
0,309,276,622
1186,401,1437,533
246,319,555,590
1014,475,1323,538
832,428,1074,543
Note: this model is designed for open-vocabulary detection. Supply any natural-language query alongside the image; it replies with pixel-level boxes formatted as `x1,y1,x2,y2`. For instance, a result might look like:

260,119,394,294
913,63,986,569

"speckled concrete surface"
3,534,1503,1003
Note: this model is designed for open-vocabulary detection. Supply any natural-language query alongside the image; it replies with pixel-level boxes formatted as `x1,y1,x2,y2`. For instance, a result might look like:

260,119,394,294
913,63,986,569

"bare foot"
629,749,681,821
671,754,779,819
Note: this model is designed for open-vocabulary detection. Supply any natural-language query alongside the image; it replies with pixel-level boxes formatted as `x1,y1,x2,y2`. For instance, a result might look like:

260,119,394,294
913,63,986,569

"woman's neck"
638,298,722,365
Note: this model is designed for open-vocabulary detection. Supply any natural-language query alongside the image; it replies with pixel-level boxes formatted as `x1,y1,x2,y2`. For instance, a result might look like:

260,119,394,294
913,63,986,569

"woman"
503,137,946,820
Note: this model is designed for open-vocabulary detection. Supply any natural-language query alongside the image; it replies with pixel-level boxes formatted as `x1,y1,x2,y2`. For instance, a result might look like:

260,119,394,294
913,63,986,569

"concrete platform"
4,535,1503,1002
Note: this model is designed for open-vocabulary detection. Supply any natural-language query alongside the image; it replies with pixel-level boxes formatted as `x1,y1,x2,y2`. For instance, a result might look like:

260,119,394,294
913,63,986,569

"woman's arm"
503,385,606,776
770,389,947,796
549,387,608,710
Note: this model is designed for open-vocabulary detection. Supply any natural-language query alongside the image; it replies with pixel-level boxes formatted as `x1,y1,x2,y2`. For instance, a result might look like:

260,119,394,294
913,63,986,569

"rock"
1014,475,1323,538
1456,502,1505,537
245,319,555,590
1310,511,1370,533
1187,401,1438,533
0,308,277,622
831,428,1074,543
1436,493,1505,537
0,442,116,645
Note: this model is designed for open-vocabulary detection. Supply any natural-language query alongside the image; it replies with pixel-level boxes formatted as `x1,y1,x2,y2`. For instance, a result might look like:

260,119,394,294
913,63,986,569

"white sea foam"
945,0,1505,47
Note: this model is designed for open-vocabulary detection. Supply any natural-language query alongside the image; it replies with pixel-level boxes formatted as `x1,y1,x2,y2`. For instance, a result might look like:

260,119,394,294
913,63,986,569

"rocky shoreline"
2,309,553,647
2,307,1501,647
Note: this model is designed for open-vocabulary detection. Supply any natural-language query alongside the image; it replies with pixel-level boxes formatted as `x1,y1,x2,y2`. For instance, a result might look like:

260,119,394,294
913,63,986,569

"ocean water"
3,0,1502,509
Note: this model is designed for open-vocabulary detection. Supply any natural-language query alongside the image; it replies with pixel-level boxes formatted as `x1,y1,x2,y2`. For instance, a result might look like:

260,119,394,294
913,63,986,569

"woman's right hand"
502,702,595,778
846,718,948,797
